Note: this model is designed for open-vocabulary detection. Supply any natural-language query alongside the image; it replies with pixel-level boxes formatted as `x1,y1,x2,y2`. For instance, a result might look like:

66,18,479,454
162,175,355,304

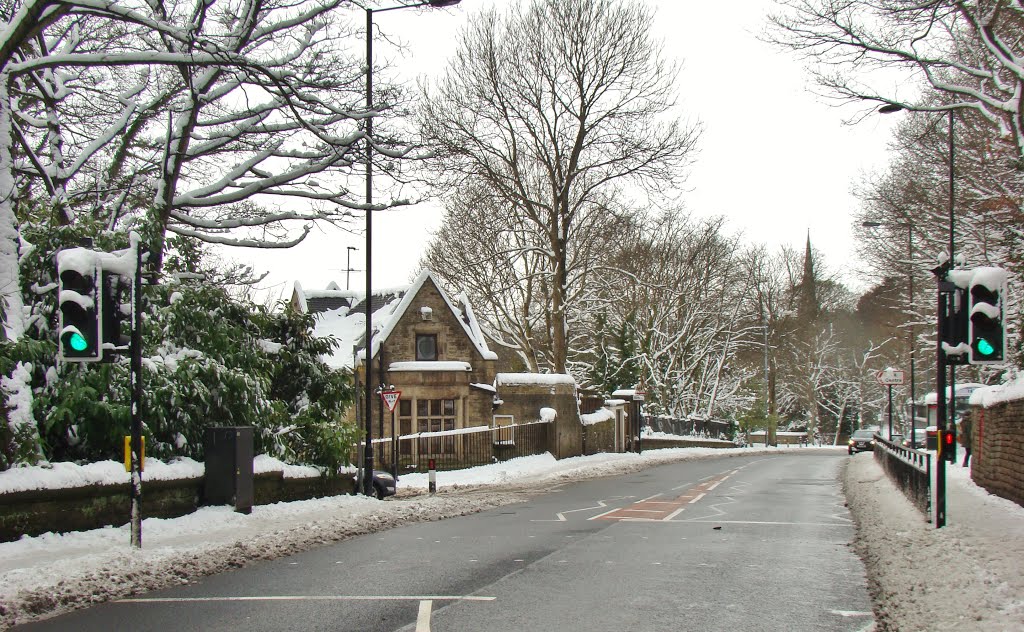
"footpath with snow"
1,445,1022,630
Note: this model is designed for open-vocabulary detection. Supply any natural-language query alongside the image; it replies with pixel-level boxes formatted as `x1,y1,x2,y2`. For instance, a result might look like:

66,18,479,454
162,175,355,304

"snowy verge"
843,454,1024,631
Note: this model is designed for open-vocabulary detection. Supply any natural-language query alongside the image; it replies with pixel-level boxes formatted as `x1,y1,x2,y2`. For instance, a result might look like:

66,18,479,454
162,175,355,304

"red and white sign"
875,369,905,386
380,390,401,412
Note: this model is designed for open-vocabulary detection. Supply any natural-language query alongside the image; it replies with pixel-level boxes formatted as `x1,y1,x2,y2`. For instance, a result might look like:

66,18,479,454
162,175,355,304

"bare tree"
587,212,755,418
767,1,1024,161
0,0,427,341
418,0,700,374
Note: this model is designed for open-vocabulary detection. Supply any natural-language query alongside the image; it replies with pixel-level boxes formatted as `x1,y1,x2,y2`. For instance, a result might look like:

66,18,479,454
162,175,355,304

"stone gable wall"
365,277,496,430
970,399,1024,508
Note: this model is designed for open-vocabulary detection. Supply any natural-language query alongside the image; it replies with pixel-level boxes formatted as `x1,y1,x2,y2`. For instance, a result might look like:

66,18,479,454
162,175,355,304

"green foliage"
1,216,356,471
585,310,642,396
736,394,779,436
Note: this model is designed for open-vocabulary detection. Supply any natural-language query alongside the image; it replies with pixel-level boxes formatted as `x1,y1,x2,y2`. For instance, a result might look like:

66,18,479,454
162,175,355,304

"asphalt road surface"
17,452,873,632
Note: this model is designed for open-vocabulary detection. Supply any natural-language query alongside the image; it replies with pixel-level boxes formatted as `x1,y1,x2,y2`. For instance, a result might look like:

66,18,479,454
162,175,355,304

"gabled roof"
290,270,497,370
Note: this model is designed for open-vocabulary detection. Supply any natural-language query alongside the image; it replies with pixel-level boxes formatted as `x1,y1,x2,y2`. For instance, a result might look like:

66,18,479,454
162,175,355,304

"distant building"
290,270,500,448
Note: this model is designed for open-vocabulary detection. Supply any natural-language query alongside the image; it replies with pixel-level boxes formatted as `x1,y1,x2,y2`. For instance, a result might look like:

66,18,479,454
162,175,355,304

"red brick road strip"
588,470,736,522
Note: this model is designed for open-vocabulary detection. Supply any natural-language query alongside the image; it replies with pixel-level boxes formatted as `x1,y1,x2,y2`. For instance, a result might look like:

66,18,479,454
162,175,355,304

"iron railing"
873,433,931,518
645,415,731,440
358,420,551,473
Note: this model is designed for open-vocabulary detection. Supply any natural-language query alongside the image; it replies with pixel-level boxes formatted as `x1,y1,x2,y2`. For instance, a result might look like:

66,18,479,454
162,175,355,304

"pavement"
843,449,1024,631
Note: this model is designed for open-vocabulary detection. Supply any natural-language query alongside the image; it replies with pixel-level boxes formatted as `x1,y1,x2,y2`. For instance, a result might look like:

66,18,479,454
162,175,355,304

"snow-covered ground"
845,451,1024,631
1,445,1021,630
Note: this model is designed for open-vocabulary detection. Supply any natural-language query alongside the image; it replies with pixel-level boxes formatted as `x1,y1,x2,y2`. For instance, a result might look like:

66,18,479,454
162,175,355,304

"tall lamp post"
863,220,916,444
879,103,955,526
361,0,461,496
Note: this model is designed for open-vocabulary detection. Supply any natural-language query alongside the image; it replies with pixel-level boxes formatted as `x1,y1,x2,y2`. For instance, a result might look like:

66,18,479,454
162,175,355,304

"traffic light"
940,428,956,463
942,287,969,365
56,249,102,362
968,268,1007,364
101,271,131,357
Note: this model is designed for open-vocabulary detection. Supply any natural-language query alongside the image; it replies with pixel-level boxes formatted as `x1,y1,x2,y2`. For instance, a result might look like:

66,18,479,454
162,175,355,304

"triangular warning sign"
380,390,401,412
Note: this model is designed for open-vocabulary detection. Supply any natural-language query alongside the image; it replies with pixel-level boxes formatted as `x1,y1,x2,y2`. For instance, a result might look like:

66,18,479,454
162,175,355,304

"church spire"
798,231,819,320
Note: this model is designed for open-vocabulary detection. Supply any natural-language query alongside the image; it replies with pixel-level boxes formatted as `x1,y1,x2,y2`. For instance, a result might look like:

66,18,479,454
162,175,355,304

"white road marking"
830,610,873,617
416,600,433,632
689,492,707,504
532,498,619,522
118,595,496,603
662,506,687,521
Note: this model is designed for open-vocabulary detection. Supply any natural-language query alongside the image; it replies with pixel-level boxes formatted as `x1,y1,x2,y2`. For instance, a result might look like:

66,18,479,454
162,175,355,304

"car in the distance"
848,428,877,455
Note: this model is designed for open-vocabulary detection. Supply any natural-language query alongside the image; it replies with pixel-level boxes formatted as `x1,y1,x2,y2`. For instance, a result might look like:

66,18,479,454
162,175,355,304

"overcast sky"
246,0,905,304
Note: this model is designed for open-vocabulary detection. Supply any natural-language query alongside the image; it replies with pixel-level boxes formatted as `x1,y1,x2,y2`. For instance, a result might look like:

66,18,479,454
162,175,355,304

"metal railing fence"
873,434,931,519
357,420,550,473
645,415,731,440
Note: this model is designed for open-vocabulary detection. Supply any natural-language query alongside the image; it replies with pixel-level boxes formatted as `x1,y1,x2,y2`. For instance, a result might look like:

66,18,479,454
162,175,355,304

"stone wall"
970,398,1024,508
0,473,355,543
495,375,582,459
583,419,617,455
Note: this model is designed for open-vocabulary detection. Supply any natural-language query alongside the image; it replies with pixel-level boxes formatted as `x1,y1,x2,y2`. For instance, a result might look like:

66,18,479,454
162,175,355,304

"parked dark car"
848,429,877,455
353,469,397,499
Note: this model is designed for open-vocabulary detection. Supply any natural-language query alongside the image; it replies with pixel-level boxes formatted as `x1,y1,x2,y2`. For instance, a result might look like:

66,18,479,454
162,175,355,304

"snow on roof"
611,389,641,398
366,271,498,363
293,270,497,370
390,361,472,372
496,373,577,387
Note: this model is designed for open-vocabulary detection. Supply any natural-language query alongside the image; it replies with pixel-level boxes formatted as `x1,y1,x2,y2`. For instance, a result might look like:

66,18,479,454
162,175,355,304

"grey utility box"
204,426,254,514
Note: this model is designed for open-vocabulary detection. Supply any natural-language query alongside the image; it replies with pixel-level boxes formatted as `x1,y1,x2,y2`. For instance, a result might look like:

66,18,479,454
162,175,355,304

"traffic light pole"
934,280,948,529
129,243,145,547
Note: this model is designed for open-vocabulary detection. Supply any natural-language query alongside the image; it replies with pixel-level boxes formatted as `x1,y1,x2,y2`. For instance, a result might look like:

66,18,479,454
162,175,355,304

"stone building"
290,270,500,460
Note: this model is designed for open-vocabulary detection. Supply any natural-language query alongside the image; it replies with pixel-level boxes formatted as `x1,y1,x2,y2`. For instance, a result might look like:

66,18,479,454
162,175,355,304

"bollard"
428,458,436,494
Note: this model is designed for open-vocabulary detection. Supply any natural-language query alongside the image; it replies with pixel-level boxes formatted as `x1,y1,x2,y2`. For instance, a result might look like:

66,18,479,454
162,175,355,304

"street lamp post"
878,103,955,527
361,0,461,496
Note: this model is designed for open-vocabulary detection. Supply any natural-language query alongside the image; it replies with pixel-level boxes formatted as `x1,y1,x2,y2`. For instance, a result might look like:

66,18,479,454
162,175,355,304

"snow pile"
0,455,324,495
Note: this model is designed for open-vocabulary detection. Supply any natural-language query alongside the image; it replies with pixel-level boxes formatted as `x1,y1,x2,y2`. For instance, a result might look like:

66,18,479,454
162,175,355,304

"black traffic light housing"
57,249,102,362
968,268,1007,364
942,287,970,365
940,428,957,463
101,271,131,358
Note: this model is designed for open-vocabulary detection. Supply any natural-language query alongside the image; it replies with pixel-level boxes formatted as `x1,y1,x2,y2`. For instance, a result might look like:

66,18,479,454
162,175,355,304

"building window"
416,398,456,454
416,334,438,361
399,400,413,455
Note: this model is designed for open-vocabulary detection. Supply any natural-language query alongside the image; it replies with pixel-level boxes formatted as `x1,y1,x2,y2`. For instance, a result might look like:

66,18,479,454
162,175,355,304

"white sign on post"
875,369,905,386
380,390,401,412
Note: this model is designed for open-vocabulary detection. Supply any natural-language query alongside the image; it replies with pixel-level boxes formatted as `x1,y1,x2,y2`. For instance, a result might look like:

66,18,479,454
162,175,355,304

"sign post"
380,390,401,482
875,369,904,442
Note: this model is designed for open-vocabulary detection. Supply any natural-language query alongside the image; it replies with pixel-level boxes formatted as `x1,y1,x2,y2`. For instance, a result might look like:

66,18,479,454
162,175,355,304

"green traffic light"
977,338,995,356
65,331,89,352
